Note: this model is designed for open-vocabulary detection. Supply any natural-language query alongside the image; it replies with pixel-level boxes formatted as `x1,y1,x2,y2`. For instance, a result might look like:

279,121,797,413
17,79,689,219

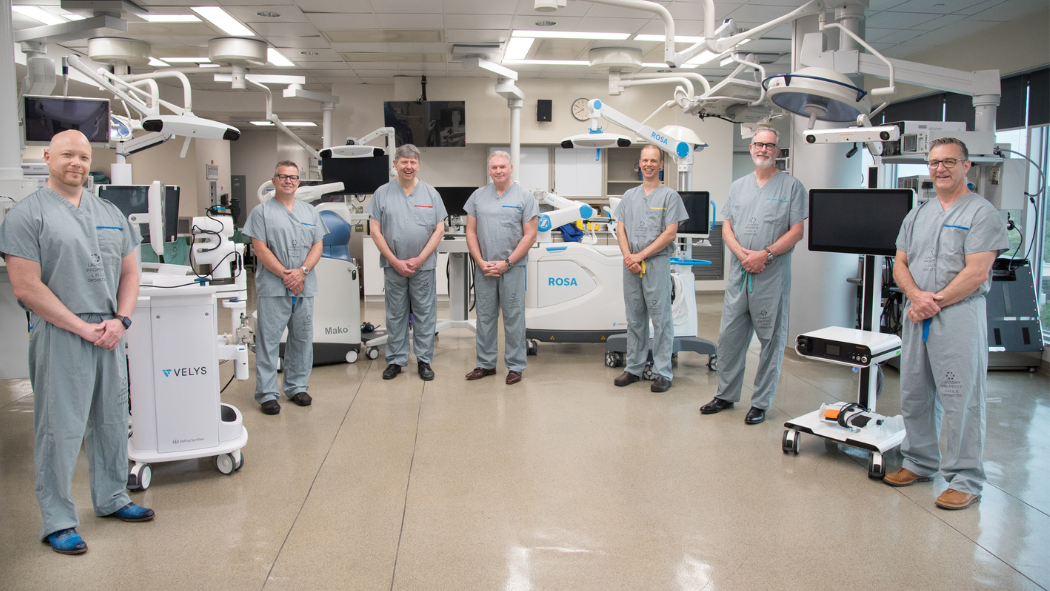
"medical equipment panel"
435,186,474,217
808,188,914,257
677,191,710,238
97,184,181,243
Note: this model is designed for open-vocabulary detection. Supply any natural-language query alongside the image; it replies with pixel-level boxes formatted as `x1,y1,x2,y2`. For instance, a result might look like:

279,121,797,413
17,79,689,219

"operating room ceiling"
10,0,1048,142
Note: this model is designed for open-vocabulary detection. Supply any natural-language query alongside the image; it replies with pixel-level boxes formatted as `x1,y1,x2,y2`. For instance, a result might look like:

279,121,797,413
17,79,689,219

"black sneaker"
417,361,435,381
289,392,312,406
382,364,402,380
260,399,281,415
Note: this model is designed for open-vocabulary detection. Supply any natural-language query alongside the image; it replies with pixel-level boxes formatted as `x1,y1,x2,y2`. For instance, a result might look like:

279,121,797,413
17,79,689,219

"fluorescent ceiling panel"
192,6,255,36
503,37,534,60
12,6,67,26
267,48,296,67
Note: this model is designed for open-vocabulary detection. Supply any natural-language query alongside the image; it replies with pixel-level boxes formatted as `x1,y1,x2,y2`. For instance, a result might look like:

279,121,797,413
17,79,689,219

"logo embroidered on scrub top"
744,216,759,236
87,253,105,283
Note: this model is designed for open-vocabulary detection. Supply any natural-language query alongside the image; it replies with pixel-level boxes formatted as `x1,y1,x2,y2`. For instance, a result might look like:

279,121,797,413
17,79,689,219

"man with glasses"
367,144,447,381
243,161,329,415
700,127,807,425
886,137,1007,510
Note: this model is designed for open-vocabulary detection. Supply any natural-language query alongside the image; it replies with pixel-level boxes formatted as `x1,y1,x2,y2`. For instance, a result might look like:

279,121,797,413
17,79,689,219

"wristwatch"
301,266,310,275
765,248,774,261
505,258,514,269
115,315,132,329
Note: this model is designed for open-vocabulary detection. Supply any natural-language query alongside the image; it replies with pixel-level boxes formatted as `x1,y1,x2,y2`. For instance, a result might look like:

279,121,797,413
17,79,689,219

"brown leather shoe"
883,468,934,487
506,370,522,385
465,367,497,380
935,488,981,510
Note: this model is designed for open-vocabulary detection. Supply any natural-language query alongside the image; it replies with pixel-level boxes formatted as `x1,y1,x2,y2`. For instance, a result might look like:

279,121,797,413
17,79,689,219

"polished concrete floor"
0,292,1047,591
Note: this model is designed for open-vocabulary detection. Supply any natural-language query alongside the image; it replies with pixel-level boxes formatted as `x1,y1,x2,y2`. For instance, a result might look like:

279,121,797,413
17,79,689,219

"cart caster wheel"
782,430,800,455
234,451,244,471
526,339,538,356
707,355,717,371
671,353,678,368
604,352,624,368
1028,367,1037,373
345,350,359,364
642,364,654,381
214,453,236,475
868,452,886,479
127,463,151,491
365,347,379,360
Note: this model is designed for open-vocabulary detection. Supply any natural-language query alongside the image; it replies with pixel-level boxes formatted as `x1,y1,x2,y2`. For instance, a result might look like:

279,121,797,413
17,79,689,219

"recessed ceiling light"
535,20,556,27
256,11,281,18
504,37,535,60
280,122,317,127
635,34,705,44
685,50,719,65
502,59,589,66
12,6,68,26
192,6,254,36
250,121,275,126
511,30,630,40
145,14,201,23
267,48,296,67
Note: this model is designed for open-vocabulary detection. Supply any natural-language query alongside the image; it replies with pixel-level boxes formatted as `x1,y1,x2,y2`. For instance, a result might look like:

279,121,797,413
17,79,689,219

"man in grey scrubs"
464,151,539,385
886,137,1007,511
367,144,447,381
699,128,806,424
0,130,154,555
243,161,328,415
612,144,689,393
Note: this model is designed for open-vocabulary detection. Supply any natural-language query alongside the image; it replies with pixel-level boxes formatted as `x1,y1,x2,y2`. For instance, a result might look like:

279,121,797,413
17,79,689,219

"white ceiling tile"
295,0,373,10
907,13,968,31
248,22,321,36
967,0,1046,21
953,0,1007,14
376,13,444,28
872,29,927,44
570,17,651,33
370,0,444,12
890,0,989,13
865,0,910,9
125,22,218,36
446,0,519,14
444,14,513,29
329,42,448,53
291,61,352,69
862,27,900,42
721,4,796,22
446,30,509,43
267,36,333,49
284,48,342,60
223,6,308,23
305,13,381,30
906,19,1001,45
864,11,940,28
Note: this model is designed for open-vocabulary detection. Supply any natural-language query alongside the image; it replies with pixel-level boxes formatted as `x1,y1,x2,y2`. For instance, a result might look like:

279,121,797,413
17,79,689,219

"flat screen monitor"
321,153,390,195
677,191,710,237
436,186,475,217
384,101,466,147
96,184,180,243
23,95,110,147
808,188,914,256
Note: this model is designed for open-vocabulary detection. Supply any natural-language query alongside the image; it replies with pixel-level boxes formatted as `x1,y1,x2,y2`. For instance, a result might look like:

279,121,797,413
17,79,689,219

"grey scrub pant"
255,295,314,404
715,258,791,410
474,265,527,372
899,296,988,495
623,254,674,380
30,313,132,540
383,267,437,366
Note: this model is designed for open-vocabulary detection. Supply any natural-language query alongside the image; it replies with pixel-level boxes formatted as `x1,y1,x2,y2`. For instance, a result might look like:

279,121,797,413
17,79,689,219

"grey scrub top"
366,180,447,270
895,192,1008,299
614,185,689,257
242,198,329,297
464,182,539,264
0,186,141,315
723,171,807,252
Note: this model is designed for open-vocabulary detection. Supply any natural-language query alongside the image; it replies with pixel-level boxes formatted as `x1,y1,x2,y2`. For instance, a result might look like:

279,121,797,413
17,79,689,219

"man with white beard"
699,128,807,425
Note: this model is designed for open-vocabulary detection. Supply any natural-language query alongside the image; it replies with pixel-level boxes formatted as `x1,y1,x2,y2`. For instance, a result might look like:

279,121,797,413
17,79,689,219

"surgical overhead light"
561,130,632,149
763,67,871,125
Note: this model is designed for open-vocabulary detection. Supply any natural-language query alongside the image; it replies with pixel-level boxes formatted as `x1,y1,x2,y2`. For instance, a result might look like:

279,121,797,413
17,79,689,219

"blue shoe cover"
47,528,87,555
107,502,155,522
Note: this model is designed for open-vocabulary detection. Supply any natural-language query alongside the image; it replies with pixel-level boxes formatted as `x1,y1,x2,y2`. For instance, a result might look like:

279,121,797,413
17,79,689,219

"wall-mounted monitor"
97,184,181,243
320,153,390,195
435,186,475,217
384,101,466,147
677,191,711,238
23,95,111,148
808,188,915,257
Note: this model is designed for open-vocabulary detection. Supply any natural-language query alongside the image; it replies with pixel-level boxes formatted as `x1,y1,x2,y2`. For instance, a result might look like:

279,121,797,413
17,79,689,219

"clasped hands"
739,249,768,274
282,267,306,295
479,259,510,277
906,290,943,323
390,256,425,278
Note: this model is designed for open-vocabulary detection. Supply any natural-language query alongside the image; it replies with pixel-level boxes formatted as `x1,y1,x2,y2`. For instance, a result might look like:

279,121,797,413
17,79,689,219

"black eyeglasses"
751,142,778,151
927,159,962,170
275,174,300,181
